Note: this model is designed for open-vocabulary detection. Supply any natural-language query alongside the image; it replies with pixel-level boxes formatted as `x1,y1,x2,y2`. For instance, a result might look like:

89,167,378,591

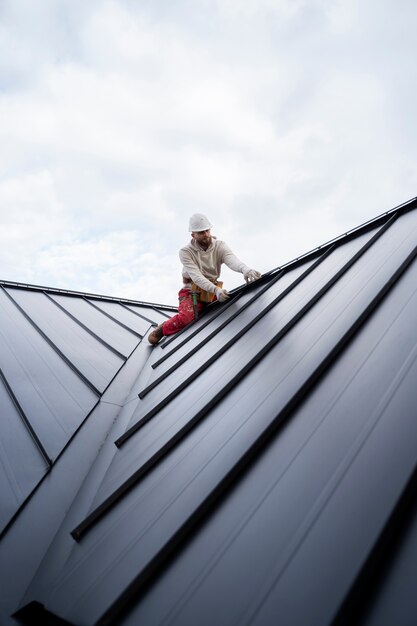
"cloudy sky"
1,0,416,305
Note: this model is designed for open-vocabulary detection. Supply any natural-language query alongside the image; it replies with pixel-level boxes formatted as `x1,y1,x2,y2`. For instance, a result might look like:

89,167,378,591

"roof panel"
0,288,98,459
0,378,47,533
125,304,172,326
359,493,417,626
86,300,153,336
5,289,125,393
50,294,139,358
250,367,417,626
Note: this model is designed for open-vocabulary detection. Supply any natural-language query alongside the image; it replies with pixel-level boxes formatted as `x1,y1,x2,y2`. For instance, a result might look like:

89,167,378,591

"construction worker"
148,213,261,345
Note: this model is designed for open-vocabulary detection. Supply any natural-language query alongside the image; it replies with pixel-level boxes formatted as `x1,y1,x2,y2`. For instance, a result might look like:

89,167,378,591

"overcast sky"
1,0,416,305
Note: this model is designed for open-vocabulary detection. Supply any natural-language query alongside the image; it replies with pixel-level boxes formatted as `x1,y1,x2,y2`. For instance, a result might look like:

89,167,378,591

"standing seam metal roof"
2,196,417,626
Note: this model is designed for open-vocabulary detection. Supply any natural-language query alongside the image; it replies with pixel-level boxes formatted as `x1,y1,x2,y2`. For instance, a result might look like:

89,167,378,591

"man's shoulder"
213,239,229,253
179,241,194,255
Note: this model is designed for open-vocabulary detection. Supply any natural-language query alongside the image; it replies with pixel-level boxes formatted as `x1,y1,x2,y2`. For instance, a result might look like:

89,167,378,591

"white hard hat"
188,213,212,232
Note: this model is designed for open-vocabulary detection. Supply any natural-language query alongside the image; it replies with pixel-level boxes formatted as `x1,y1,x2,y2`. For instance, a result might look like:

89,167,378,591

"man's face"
192,229,212,248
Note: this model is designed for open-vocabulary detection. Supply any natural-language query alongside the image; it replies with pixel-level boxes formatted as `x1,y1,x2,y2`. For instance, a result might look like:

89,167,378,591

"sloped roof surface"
2,197,417,626
0,283,174,537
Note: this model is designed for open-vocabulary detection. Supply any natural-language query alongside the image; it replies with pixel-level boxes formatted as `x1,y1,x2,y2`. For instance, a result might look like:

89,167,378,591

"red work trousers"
163,288,206,336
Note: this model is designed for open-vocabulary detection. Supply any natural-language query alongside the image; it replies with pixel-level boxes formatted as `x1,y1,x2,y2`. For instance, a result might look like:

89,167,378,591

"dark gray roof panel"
50,294,140,358
86,300,154,336
0,378,47,533
125,304,172,326
5,289,125,393
249,360,417,623
359,494,417,626
0,289,98,460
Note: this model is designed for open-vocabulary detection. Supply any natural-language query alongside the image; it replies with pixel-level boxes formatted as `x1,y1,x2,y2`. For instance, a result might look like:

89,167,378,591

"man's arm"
220,242,261,283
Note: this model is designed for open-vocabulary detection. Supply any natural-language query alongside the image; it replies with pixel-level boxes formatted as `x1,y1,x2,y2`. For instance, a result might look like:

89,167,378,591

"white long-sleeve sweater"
179,236,250,293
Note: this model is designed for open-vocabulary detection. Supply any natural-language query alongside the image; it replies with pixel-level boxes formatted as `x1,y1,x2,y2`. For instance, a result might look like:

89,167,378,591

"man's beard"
200,235,211,248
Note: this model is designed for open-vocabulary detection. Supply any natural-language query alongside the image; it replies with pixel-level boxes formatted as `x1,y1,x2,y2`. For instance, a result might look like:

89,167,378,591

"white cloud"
36,231,181,305
205,0,314,20
0,0,416,307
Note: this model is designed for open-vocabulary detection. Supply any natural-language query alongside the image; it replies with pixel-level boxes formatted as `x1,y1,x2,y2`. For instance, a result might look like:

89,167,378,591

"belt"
190,281,223,304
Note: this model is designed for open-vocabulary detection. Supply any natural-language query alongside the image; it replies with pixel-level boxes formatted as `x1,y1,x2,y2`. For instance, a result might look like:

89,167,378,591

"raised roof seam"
83,298,143,339
0,338,143,541
119,302,158,325
0,366,52,468
44,292,128,361
243,196,417,286
332,460,417,626
151,306,172,319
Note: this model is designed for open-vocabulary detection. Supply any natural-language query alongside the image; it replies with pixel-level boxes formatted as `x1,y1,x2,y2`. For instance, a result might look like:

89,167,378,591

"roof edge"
0,280,177,312
231,195,417,293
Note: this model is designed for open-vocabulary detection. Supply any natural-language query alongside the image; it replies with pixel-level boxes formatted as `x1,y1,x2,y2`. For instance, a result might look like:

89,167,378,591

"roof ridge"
242,194,417,287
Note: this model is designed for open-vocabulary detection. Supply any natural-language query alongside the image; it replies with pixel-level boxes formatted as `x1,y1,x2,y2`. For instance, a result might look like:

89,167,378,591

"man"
148,213,261,345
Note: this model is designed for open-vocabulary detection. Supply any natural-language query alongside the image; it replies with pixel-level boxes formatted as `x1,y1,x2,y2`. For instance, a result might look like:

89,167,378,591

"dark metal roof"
2,196,417,626
0,283,175,539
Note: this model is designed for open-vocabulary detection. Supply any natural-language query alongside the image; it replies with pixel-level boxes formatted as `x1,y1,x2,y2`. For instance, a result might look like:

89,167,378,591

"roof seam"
83,298,143,339
252,195,417,285
332,456,417,626
44,292,128,361
119,302,159,326
0,366,52,467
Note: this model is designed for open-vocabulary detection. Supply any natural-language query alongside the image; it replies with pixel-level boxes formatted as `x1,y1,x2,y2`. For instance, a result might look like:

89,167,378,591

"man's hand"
215,287,230,302
244,269,261,283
